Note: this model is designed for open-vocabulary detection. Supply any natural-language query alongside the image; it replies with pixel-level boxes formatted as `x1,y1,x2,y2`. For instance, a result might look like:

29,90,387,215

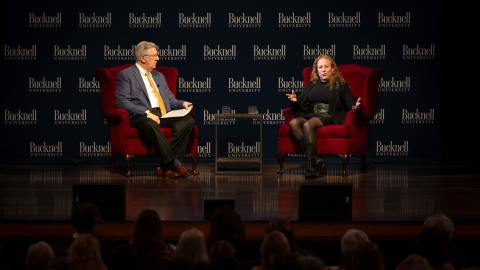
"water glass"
222,106,230,114
248,106,258,114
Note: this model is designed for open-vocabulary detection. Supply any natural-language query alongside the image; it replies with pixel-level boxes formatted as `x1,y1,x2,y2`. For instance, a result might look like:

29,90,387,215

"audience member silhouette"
300,255,326,270
396,254,433,270
51,202,112,262
268,251,303,270
107,243,140,270
266,218,314,256
205,240,242,270
350,241,385,270
48,256,71,270
25,241,55,270
423,213,466,268
251,231,291,270
325,228,370,270
208,206,257,263
163,228,208,270
130,209,174,268
412,226,455,270
67,234,107,270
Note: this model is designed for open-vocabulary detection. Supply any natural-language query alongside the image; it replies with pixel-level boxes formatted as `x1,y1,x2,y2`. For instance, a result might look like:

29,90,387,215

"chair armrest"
283,108,295,123
104,109,130,125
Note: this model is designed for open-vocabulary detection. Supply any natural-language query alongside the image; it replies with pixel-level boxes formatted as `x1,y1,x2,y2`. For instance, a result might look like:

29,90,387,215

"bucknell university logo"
278,12,311,27
379,77,411,92
129,13,161,28
328,12,360,27
179,13,211,28
4,45,37,60
376,141,409,157
228,12,261,28
204,45,236,60
4,109,37,125
401,109,434,124
53,45,87,60
30,142,63,157
378,12,410,27
303,45,336,60
403,44,435,60
79,12,112,28
353,44,386,60
29,12,61,27
178,77,212,93
253,45,286,60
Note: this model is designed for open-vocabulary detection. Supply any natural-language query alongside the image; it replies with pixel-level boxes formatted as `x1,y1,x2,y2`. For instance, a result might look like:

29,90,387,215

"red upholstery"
95,64,199,177
277,64,384,177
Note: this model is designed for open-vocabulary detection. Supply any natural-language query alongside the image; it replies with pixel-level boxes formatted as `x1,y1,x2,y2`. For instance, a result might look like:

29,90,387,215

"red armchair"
277,64,384,177
95,64,199,177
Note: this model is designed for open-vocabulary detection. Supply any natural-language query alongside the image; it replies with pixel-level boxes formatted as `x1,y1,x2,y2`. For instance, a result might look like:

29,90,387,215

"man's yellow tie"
145,72,167,116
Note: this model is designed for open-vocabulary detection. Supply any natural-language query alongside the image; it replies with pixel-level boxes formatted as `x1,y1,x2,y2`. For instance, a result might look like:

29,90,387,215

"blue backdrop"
1,0,441,164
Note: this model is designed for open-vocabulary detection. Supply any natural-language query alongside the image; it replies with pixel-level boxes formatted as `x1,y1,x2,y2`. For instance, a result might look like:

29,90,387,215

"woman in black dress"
286,54,362,178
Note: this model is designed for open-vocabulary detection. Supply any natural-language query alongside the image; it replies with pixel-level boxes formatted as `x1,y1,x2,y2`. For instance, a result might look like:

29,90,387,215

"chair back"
302,64,384,120
94,64,179,119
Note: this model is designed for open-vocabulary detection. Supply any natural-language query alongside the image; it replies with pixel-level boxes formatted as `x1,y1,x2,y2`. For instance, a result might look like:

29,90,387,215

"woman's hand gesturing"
286,90,297,103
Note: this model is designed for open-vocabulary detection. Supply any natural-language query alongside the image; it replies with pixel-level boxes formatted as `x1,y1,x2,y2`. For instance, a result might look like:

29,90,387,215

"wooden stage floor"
1,161,480,242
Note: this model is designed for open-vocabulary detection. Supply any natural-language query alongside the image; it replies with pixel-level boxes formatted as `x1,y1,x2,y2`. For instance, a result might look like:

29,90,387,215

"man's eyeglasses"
143,54,159,58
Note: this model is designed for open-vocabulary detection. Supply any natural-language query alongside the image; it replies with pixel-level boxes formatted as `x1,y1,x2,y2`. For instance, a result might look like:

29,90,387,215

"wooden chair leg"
338,154,350,177
110,156,116,174
125,154,135,177
190,153,199,175
361,155,367,173
277,152,287,174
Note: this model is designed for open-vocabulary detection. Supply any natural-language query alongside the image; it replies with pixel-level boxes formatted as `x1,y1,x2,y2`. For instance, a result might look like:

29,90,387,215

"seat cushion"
278,123,350,138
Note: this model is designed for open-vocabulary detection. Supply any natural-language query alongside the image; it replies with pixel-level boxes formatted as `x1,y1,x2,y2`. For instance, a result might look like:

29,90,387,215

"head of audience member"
268,251,303,270
71,202,101,235
209,239,236,261
207,240,242,270
350,241,385,270
173,228,209,269
258,231,291,269
266,218,299,253
341,228,370,263
208,206,245,246
397,254,433,270
67,234,106,270
422,213,454,244
413,226,448,267
47,256,71,270
130,209,173,264
106,243,140,270
299,255,326,270
25,241,55,270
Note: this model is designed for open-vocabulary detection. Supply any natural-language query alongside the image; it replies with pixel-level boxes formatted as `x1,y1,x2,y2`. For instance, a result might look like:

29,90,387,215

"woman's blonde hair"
173,228,209,268
310,54,345,89
259,231,291,268
67,234,106,270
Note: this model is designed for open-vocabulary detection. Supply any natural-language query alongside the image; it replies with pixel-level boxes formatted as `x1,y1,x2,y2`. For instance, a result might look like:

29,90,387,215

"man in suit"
116,41,194,177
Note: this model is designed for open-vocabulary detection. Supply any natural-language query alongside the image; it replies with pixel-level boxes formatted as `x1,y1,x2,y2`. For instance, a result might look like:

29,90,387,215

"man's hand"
147,112,160,124
183,102,192,109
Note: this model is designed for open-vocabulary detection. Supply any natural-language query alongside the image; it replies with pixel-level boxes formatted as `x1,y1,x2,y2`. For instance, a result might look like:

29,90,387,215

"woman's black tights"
289,117,324,145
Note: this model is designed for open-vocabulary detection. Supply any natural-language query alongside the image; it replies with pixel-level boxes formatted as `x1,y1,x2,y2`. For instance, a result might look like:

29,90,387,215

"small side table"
215,113,262,174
